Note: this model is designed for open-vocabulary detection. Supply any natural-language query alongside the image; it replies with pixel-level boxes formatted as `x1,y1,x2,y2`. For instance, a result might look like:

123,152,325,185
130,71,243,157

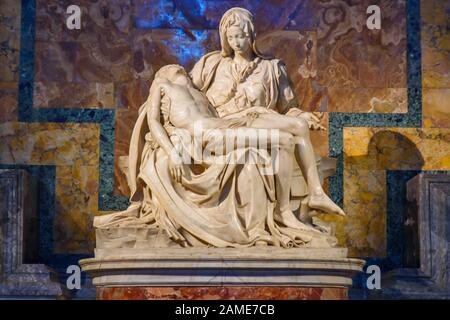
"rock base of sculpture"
95,227,181,249
79,247,364,300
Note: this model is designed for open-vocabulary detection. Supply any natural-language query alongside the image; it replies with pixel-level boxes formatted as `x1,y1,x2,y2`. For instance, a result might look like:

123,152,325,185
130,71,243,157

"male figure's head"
154,64,192,87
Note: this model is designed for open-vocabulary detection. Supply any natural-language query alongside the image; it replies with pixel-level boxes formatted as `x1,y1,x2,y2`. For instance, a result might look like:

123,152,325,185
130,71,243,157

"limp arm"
147,85,184,182
147,86,176,157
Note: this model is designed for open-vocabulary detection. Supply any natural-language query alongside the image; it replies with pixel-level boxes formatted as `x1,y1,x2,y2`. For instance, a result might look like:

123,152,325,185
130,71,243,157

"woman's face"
226,25,251,54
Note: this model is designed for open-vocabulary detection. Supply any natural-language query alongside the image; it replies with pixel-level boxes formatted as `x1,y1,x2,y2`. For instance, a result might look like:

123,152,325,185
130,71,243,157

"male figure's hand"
168,152,185,183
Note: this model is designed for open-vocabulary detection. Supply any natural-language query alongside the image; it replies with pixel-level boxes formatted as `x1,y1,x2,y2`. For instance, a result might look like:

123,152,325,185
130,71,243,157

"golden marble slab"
0,122,99,166
421,0,450,88
423,88,450,128
54,165,99,253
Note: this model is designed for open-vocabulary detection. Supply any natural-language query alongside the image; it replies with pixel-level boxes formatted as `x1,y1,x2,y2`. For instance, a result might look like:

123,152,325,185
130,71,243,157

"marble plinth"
80,247,364,300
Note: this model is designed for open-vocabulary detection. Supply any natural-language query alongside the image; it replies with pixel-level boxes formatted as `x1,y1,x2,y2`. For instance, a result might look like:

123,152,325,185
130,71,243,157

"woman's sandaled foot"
308,193,346,216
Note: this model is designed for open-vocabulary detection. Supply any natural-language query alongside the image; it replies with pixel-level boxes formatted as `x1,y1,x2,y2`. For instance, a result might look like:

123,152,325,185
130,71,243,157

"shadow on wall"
367,131,425,170
344,130,424,262
367,132,425,269
346,130,425,171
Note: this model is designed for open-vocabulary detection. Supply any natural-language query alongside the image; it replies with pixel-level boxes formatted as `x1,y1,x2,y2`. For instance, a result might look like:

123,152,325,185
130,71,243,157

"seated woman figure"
191,8,335,226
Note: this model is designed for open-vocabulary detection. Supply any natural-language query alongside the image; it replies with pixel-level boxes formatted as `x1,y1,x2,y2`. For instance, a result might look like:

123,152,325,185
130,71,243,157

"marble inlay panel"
97,286,347,300
0,0,21,82
0,0,21,123
423,88,450,128
0,123,99,166
421,0,450,88
34,40,133,84
327,87,407,113
35,0,131,42
54,165,98,253
316,0,407,112
0,83,18,122
33,82,115,108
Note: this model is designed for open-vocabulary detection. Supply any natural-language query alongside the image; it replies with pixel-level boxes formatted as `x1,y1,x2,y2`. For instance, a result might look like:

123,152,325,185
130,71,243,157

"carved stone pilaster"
0,169,62,298
373,173,450,299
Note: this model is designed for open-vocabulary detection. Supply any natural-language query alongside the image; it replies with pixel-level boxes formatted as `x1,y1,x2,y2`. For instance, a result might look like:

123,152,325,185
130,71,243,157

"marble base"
80,247,364,300
97,286,348,300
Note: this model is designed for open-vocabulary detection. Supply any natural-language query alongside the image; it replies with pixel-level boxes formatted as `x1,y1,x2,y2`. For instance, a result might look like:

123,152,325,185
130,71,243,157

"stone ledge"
80,247,365,288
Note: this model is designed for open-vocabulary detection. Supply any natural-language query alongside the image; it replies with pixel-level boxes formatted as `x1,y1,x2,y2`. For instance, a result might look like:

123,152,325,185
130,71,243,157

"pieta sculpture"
95,7,346,249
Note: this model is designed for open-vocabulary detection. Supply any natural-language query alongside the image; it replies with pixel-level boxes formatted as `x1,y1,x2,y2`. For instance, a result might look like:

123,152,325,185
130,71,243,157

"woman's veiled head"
219,7,264,58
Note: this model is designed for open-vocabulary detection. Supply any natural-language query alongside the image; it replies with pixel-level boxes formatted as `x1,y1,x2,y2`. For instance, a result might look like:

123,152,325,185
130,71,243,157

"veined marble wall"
0,0,448,270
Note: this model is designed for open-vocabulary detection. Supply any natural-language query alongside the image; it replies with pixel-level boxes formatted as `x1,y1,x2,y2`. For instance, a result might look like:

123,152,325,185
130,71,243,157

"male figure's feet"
308,192,346,216
275,209,321,233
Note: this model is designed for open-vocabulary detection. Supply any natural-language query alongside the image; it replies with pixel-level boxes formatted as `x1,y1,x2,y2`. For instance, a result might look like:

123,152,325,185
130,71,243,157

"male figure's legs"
249,113,345,217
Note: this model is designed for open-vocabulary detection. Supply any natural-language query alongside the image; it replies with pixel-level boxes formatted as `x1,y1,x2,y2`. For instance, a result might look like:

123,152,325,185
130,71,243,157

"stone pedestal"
0,170,62,298
80,247,364,300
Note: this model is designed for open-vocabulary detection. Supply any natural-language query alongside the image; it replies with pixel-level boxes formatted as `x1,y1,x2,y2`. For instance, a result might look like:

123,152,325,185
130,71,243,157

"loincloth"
217,111,260,129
